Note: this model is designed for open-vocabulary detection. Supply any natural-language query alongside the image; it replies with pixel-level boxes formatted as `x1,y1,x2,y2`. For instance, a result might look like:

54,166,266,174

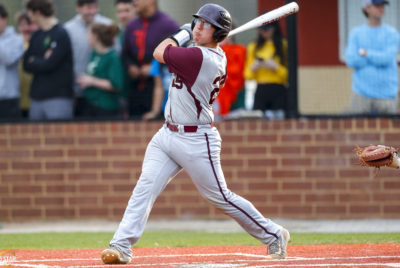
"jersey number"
172,76,183,89
209,75,226,105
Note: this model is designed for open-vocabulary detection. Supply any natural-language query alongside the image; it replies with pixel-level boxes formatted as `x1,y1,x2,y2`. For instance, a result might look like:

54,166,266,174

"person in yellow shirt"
16,12,38,118
244,19,288,120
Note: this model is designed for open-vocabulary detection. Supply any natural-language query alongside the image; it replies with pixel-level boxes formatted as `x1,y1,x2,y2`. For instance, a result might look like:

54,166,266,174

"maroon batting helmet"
192,3,232,43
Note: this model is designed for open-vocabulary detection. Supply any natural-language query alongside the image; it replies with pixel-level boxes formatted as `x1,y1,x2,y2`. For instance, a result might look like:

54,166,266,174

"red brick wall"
1,119,400,222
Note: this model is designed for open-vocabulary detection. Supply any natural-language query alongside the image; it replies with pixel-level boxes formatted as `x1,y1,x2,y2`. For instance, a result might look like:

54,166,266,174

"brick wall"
1,119,400,222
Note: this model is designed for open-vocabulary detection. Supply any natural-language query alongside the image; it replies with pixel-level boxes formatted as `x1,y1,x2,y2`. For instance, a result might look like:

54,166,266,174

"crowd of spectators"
0,0,398,122
0,0,275,123
0,0,179,122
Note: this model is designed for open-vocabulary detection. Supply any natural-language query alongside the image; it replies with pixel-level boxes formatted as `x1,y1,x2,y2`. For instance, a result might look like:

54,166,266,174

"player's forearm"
153,39,177,64
154,23,192,63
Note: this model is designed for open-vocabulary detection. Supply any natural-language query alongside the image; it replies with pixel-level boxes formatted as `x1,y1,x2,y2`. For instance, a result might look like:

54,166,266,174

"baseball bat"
228,2,299,37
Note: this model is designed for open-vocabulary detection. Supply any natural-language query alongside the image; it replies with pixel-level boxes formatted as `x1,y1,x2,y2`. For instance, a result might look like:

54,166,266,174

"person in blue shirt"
141,58,172,121
345,0,399,115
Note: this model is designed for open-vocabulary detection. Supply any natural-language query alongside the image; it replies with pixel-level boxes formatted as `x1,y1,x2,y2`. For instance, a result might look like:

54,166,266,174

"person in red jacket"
217,33,246,116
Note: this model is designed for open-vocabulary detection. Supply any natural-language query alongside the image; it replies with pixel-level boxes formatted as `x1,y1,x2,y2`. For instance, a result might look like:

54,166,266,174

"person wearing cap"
344,0,399,115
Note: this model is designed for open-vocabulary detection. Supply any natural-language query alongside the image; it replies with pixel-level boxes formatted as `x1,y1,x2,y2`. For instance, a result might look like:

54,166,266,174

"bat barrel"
228,2,299,37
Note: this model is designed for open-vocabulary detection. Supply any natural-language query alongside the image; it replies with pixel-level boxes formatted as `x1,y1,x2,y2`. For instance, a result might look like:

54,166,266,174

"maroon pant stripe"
204,133,278,240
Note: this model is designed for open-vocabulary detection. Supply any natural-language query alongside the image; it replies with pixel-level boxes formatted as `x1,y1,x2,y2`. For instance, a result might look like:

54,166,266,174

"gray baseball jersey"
164,45,226,125
109,44,283,257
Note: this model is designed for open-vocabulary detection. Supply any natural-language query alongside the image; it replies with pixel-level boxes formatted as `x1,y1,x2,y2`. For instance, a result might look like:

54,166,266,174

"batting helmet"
192,3,232,43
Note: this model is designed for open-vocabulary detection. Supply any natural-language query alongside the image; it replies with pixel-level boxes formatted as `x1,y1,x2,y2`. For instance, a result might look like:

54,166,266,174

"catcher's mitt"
354,145,400,169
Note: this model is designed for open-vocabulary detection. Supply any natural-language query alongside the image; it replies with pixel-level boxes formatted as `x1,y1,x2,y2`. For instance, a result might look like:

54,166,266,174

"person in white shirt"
0,4,24,119
65,0,112,117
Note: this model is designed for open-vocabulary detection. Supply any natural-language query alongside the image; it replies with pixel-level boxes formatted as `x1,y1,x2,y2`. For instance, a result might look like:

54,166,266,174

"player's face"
76,3,99,24
193,18,216,47
116,2,136,27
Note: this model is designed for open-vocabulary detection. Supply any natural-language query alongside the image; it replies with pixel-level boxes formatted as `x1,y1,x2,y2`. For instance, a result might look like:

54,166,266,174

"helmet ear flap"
213,29,227,43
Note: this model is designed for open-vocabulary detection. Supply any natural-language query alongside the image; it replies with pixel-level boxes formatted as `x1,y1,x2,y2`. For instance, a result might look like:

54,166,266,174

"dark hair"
255,19,286,66
77,0,97,7
26,0,55,17
15,11,32,25
91,23,120,47
115,0,132,4
362,9,369,18
0,4,9,18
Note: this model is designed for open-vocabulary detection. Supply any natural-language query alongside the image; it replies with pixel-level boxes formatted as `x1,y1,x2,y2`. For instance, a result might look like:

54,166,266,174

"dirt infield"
4,244,400,267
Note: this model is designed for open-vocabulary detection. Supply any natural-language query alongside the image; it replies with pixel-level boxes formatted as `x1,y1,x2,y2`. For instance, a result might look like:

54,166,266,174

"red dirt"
5,244,400,267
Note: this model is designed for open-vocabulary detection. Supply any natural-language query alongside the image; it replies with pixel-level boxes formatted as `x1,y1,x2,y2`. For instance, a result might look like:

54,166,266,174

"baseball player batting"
101,3,290,265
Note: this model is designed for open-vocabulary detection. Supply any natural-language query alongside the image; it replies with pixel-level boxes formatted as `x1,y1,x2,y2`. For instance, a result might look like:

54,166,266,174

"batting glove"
170,23,193,47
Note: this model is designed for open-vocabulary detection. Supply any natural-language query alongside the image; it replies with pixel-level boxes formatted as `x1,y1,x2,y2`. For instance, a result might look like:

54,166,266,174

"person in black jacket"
24,0,74,121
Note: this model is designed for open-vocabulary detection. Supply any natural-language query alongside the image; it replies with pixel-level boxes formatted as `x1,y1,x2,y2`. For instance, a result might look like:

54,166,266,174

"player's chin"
194,36,206,46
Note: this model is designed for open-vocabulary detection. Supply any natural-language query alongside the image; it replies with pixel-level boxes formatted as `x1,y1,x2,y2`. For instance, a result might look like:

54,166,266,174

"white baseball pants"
110,124,282,256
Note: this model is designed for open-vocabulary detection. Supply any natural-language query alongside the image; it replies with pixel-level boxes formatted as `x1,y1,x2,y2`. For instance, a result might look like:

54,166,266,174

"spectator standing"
244,20,288,120
123,0,178,119
76,23,125,118
0,4,24,120
16,12,38,118
0,5,25,119
217,33,246,117
114,0,137,118
24,0,74,121
115,0,136,55
345,0,399,115
65,0,112,117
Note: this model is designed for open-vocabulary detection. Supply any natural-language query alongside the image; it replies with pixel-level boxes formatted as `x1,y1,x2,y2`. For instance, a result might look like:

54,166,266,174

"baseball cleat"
101,247,131,264
266,227,290,259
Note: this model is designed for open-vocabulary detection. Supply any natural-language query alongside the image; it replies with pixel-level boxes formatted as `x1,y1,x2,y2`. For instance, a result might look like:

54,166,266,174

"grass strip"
1,232,399,250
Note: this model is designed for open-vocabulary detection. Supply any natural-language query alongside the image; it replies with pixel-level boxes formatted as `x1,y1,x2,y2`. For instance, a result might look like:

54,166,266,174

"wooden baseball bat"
228,2,299,37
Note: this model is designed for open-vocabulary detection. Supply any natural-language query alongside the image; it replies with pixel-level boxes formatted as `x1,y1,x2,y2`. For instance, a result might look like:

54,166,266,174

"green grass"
0,232,400,250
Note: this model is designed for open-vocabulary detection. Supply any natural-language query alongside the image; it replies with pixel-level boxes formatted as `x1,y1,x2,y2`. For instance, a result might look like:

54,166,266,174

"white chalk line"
4,253,263,263
246,264,400,268
9,262,400,268
9,253,400,268
12,254,400,263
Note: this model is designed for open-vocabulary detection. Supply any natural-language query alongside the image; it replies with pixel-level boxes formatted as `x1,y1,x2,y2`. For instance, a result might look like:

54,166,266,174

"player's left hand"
180,23,192,35
171,23,193,47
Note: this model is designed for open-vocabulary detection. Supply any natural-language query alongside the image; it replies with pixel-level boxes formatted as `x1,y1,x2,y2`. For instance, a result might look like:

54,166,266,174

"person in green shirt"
76,22,124,118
